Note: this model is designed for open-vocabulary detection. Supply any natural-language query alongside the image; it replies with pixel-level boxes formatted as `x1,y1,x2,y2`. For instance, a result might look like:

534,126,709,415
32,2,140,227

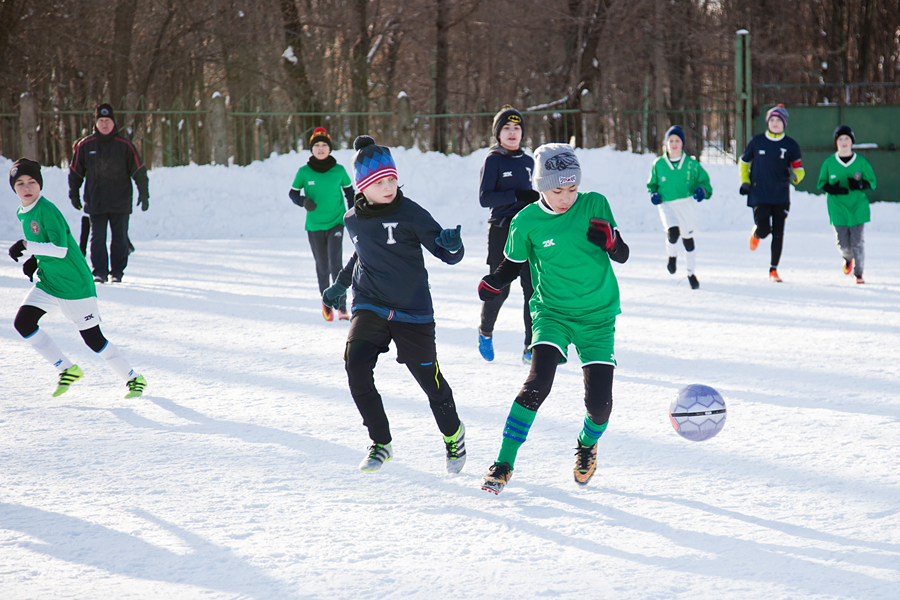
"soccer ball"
669,384,727,441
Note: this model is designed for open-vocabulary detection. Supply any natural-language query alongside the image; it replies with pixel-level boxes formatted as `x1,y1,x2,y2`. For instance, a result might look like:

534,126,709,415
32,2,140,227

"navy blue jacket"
339,190,463,322
479,146,535,226
69,125,149,215
740,133,802,206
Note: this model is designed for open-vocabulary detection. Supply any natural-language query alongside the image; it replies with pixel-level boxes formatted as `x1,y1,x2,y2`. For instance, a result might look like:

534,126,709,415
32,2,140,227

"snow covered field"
1,148,899,599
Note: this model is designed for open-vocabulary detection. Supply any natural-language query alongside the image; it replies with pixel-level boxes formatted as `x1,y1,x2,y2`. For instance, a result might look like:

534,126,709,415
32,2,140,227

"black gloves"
739,183,751,196
515,189,540,204
23,256,38,281
435,225,462,252
587,219,616,251
322,281,348,308
847,178,870,191
137,193,149,211
822,183,849,195
478,274,504,302
289,189,315,209
70,190,82,210
9,239,26,262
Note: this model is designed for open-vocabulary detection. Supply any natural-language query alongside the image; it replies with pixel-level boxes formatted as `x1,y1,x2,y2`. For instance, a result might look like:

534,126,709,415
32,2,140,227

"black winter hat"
492,105,525,143
9,158,43,191
96,103,115,122
833,125,855,146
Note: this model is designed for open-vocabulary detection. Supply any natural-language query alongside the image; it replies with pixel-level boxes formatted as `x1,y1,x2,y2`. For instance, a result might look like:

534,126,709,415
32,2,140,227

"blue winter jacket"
479,146,535,226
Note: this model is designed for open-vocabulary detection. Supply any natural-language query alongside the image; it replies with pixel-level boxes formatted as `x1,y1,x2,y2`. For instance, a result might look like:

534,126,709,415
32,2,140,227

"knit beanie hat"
492,105,525,143
533,143,581,192
353,135,398,192
833,124,855,146
9,158,43,191
765,104,789,127
309,126,333,150
665,125,685,145
96,103,115,122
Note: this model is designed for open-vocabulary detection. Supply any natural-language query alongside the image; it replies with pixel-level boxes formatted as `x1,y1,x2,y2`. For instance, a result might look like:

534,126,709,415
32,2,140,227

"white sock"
666,241,678,257
98,341,137,381
25,329,74,371
686,249,696,276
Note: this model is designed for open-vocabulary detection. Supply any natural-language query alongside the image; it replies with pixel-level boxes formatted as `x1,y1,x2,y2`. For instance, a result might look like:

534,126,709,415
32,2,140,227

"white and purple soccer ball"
669,384,727,441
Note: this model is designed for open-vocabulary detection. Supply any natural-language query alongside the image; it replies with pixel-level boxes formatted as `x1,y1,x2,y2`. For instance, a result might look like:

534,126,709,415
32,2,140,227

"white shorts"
658,197,698,239
21,287,102,332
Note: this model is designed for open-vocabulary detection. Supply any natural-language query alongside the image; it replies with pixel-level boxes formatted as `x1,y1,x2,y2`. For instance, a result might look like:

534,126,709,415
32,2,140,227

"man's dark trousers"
90,213,129,279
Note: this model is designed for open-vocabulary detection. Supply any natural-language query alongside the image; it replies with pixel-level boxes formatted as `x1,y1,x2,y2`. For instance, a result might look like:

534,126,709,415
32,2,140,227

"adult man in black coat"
69,104,149,283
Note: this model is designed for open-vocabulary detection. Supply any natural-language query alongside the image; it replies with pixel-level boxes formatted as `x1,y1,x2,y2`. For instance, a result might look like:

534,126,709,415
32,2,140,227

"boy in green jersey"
289,127,355,321
8,159,147,399
476,144,629,494
647,125,712,289
816,125,876,284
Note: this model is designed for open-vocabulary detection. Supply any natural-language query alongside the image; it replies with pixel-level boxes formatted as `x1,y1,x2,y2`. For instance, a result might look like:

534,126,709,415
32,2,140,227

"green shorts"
530,310,616,366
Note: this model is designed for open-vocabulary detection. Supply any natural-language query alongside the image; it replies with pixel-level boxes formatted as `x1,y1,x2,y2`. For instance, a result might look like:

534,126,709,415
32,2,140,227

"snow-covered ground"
1,148,898,599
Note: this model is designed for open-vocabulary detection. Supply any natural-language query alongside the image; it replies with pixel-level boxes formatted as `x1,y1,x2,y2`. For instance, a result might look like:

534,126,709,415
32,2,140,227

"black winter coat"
69,126,149,215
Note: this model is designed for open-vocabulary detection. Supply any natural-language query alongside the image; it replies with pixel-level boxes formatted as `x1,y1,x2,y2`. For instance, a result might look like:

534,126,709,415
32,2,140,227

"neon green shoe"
125,375,147,399
53,365,84,397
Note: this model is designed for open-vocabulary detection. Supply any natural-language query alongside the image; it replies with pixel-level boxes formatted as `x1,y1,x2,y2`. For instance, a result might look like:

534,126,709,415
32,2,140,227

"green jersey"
505,191,621,320
647,153,713,202
18,197,96,300
291,163,352,231
816,153,876,227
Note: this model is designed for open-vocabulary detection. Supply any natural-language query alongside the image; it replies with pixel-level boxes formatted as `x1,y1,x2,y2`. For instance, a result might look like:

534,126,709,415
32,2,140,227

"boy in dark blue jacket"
477,106,538,364
739,104,804,282
323,136,466,474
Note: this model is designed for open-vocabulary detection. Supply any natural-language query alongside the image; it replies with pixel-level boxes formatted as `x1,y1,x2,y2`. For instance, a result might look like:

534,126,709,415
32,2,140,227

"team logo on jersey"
661,176,667,183
30,220,40,235
502,171,512,178
542,239,555,248
758,150,765,155
383,222,399,244
780,148,787,159
308,180,316,185
84,313,95,322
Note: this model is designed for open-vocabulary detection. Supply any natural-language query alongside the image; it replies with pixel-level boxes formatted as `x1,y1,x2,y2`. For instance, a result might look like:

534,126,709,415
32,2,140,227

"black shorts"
346,309,437,365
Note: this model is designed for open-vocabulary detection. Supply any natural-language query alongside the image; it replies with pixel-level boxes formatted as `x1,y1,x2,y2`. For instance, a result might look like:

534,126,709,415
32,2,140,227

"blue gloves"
650,192,662,205
323,281,348,308
435,225,462,252
693,187,706,202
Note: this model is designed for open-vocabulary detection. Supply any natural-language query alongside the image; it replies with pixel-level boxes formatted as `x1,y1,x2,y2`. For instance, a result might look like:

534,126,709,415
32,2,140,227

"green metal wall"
754,105,899,202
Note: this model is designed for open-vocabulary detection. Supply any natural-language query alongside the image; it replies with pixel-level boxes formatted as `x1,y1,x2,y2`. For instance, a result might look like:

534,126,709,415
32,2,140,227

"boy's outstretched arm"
588,219,629,264
478,258,525,301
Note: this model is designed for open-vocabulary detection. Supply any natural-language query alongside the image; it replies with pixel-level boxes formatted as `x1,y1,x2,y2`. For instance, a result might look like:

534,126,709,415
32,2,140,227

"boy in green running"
477,144,629,494
647,125,713,289
816,125,876,284
8,158,147,399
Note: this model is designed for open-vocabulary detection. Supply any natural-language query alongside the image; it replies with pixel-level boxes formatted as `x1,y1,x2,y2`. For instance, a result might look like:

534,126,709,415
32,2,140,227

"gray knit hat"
533,143,581,192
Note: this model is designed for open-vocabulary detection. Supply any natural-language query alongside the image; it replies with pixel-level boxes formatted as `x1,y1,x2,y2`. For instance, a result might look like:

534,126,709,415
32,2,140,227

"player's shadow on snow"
419,480,897,597
84,396,360,463
0,502,309,600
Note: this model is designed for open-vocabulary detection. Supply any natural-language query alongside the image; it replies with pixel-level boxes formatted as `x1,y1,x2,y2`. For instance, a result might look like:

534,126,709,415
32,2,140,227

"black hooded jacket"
69,125,149,214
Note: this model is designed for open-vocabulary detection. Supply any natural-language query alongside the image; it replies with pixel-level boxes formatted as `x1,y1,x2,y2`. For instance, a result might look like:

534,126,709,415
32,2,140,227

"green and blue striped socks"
578,414,608,447
496,401,537,468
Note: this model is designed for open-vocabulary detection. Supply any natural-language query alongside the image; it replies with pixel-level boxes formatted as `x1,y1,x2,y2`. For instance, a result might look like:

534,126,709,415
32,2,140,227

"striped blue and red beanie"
353,135,398,192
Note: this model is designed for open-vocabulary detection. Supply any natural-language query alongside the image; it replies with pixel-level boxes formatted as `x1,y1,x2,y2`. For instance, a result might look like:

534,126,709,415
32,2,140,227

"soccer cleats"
125,375,147,399
482,462,513,495
478,333,494,362
444,422,467,474
573,441,598,486
359,443,393,472
53,365,84,397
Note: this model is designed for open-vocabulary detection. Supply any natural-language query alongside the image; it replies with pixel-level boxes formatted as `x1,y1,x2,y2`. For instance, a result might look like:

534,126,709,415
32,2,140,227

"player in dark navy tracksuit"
478,106,537,363
739,104,804,282
322,135,467,475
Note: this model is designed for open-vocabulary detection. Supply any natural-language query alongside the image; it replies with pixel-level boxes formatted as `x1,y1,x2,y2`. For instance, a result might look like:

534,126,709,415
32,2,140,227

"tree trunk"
110,0,137,112
432,0,450,153
350,0,369,137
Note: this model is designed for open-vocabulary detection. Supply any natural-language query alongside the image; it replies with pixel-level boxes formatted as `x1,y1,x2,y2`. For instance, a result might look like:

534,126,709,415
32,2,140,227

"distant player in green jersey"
816,125,876,284
289,127,355,321
8,158,147,399
647,125,713,289
476,144,630,494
